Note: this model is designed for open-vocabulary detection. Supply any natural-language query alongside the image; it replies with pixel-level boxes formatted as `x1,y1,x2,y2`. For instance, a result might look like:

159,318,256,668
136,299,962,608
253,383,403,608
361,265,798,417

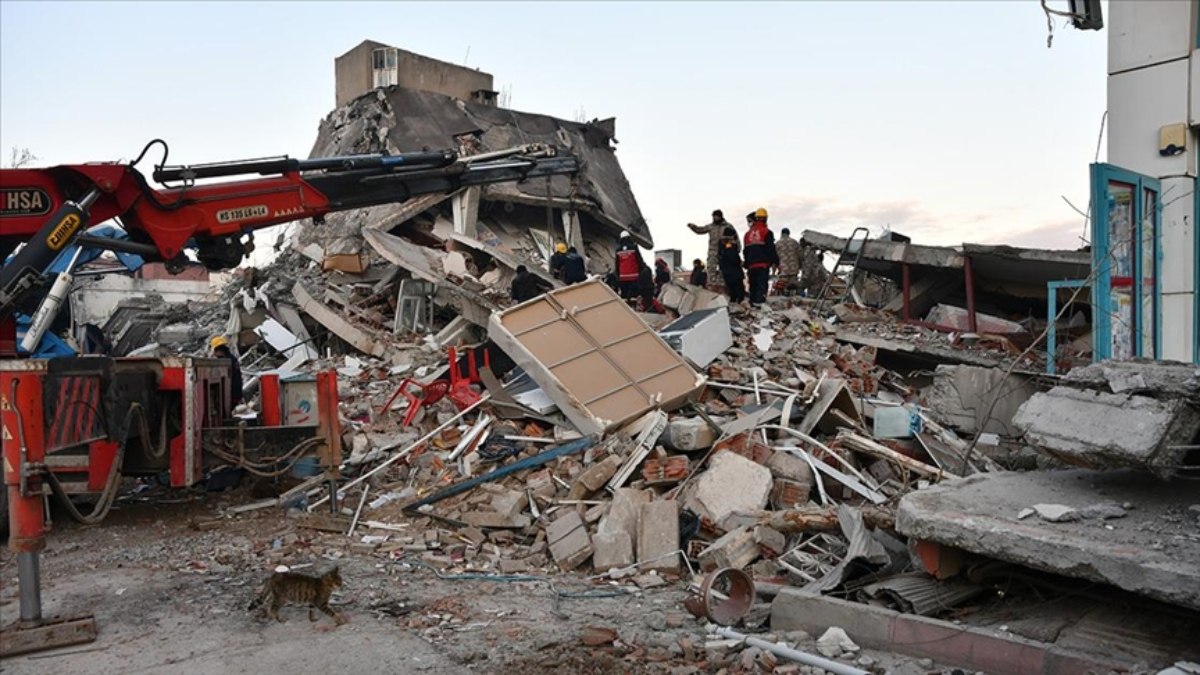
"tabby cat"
249,564,345,625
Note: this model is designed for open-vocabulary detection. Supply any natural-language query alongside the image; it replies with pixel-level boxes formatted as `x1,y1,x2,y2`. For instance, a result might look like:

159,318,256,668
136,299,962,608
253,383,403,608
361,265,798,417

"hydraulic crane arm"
0,140,579,320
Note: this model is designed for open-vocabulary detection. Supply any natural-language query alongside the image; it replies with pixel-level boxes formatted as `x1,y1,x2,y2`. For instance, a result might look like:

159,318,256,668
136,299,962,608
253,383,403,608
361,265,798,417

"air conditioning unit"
1067,0,1103,30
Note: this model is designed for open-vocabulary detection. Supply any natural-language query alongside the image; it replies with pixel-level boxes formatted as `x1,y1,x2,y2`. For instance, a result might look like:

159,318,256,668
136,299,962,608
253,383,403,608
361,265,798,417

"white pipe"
709,625,869,675
21,247,84,352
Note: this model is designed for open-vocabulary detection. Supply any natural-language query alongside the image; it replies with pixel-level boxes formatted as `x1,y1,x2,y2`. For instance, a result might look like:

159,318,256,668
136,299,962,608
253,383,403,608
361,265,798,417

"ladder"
813,227,870,313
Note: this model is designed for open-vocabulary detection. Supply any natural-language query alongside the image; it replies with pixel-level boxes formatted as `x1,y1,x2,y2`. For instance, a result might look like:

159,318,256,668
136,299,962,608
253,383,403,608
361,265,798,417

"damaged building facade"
1092,0,1200,362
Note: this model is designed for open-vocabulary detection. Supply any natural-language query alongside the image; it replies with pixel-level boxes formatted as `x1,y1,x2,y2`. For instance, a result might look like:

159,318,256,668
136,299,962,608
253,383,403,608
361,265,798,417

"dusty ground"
1,486,939,674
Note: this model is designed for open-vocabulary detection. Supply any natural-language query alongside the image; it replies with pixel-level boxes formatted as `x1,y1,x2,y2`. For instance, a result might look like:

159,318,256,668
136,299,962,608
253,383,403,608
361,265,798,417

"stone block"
568,454,623,499
766,451,813,483
546,511,593,571
697,526,759,571
637,500,680,573
662,417,717,451
753,526,786,557
689,451,772,529
598,487,650,548
592,531,635,570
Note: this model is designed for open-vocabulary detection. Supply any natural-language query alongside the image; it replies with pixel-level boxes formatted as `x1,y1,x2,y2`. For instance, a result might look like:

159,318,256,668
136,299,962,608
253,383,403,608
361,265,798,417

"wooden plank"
0,616,97,657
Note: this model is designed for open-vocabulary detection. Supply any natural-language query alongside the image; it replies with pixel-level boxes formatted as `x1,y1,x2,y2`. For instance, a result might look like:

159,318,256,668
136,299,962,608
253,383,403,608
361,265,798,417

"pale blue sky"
1,1,1107,261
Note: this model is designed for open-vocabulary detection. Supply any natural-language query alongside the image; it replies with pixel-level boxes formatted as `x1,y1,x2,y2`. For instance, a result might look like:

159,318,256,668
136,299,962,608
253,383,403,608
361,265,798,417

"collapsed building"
8,32,1200,674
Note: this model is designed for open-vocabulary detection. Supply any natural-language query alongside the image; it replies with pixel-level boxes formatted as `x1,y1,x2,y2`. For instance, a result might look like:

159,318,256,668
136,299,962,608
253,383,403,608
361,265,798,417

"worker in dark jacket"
654,258,671,294
210,336,243,412
562,246,587,284
549,242,568,280
636,262,664,313
689,259,708,288
717,227,746,303
743,207,779,305
510,265,540,303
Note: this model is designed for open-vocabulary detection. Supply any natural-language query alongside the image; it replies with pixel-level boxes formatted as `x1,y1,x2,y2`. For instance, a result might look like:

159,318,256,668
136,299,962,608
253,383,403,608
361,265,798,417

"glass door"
1090,163,1161,360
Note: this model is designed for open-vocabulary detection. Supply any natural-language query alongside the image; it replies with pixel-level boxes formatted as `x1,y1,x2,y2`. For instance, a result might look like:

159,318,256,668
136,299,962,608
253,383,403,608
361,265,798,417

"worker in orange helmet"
742,208,778,306
209,336,243,413
549,242,569,281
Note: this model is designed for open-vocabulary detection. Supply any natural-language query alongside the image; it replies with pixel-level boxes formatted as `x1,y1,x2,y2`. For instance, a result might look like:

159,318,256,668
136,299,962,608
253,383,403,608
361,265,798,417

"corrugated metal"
860,572,986,616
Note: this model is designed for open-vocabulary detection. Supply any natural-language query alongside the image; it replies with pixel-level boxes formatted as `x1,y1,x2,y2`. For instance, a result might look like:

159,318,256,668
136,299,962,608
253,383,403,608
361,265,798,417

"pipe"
18,551,42,622
710,625,869,675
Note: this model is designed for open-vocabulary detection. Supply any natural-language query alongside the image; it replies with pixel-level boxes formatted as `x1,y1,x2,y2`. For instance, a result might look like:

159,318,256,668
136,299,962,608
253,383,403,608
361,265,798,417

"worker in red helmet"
742,208,778,306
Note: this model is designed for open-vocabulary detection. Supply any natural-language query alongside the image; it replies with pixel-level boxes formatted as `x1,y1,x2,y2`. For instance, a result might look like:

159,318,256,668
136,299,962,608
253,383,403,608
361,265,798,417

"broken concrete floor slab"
923,364,1041,437
1013,385,1200,479
896,469,1200,611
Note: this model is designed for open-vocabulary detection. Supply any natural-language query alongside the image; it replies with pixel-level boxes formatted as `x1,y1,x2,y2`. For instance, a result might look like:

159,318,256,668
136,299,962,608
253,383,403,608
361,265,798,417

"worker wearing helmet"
549,241,569,281
209,336,243,413
743,208,778,306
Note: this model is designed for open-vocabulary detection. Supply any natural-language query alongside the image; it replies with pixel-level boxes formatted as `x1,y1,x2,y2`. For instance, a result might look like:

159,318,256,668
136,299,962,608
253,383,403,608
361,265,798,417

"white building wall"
1106,0,1199,361
69,275,214,327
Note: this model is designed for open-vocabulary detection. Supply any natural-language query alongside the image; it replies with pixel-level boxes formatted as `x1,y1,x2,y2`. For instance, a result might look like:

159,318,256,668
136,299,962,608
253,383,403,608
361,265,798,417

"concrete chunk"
568,455,622,499
698,526,759,571
690,451,773,529
1013,386,1200,479
592,531,634,570
662,417,717,451
638,500,680,573
546,511,593,571
598,488,650,557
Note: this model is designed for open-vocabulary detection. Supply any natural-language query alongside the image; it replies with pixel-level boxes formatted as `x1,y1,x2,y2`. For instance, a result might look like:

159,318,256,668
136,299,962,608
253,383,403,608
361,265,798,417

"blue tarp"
14,314,76,357
44,224,144,273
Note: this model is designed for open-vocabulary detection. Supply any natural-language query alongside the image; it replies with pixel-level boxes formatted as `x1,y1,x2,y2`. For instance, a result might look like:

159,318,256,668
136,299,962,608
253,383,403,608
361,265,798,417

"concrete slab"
637,500,680,573
923,364,1041,437
896,469,1200,611
771,591,1146,675
1013,387,1200,479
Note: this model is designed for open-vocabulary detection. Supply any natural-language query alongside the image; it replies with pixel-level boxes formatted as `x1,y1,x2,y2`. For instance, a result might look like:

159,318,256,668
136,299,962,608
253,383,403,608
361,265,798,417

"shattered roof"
310,87,651,247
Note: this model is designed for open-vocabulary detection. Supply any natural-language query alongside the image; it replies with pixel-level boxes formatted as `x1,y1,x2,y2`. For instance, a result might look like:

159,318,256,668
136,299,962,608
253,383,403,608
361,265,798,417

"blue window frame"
1090,163,1162,361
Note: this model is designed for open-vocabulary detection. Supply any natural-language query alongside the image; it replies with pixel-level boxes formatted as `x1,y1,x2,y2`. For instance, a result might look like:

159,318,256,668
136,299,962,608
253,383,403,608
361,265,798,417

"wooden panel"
488,279,704,433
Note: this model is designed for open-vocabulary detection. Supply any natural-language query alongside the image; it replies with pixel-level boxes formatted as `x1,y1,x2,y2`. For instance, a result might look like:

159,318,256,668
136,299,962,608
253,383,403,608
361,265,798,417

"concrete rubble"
27,70,1200,675
50,209,1197,674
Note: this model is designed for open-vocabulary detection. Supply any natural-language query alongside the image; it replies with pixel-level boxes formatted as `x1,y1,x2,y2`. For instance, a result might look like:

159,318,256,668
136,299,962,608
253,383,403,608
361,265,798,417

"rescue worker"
562,246,587,284
549,242,568,280
743,208,778,305
615,232,643,300
774,227,802,295
689,259,708,288
717,226,746,304
209,336,243,412
636,262,664,313
511,264,540,303
799,242,831,297
654,258,671,295
686,209,730,291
